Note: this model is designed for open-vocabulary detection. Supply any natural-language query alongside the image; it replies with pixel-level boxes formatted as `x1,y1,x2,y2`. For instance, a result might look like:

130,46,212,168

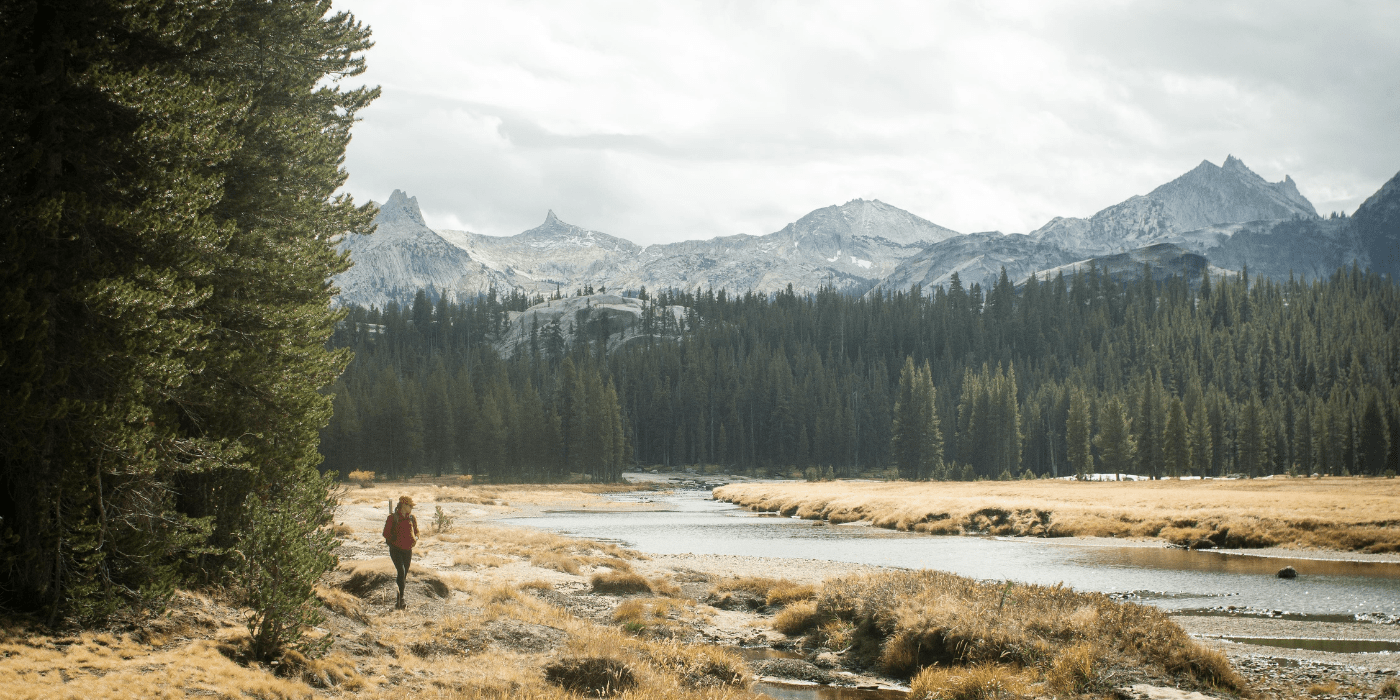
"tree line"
321,264,1399,483
1,0,374,657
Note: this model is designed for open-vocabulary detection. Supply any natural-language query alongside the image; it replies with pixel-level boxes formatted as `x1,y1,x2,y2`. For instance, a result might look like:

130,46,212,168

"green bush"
237,468,341,662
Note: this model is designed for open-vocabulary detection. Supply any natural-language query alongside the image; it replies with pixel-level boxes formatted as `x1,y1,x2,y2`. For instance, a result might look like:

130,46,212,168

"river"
506,489,1400,619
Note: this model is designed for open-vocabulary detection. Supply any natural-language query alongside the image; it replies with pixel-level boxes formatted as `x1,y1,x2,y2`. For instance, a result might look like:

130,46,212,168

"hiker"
383,495,419,609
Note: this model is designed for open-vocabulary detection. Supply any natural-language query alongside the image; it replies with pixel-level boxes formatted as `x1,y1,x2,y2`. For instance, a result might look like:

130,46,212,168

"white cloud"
336,0,1400,243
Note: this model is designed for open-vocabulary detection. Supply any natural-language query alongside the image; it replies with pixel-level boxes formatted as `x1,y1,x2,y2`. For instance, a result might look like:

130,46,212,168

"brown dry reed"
710,576,817,606
801,569,1244,695
716,479,1400,553
910,663,1027,700
592,570,655,594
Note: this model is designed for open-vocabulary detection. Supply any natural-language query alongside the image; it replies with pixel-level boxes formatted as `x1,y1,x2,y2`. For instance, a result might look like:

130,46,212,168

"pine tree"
1094,397,1137,477
1066,390,1093,478
1358,389,1390,475
0,0,375,637
1163,397,1189,477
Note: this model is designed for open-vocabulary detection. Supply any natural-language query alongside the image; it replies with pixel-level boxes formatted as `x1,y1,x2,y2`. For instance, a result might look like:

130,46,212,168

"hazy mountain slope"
437,211,642,294
1032,156,1317,255
1350,169,1400,278
394,198,958,298
878,156,1337,295
333,190,513,308
1026,243,1216,287
868,232,1077,295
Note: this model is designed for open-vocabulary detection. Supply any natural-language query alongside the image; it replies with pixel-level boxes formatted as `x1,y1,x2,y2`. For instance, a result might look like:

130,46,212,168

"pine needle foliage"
0,0,377,638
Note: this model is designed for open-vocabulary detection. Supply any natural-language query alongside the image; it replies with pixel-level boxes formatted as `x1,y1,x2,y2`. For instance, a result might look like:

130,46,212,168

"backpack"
389,514,415,544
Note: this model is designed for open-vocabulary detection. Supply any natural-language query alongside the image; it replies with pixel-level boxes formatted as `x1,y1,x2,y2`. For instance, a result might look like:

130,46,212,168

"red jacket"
383,513,418,550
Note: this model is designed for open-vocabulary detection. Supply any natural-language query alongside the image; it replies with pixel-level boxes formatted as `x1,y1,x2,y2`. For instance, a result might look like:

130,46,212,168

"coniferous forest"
1,0,374,653
321,265,1400,484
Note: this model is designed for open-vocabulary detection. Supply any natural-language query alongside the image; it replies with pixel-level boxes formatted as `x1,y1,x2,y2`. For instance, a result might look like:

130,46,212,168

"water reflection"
509,491,1400,617
1221,637,1400,653
1074,546,1400,580
752,681,908,700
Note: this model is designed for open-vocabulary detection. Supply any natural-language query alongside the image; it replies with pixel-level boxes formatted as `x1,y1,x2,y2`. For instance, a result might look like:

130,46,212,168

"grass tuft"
591,571,653,595
773,601,824,636
910,663,1028,700
531,551,582,574
1044,641,1098,694
543,657,637,697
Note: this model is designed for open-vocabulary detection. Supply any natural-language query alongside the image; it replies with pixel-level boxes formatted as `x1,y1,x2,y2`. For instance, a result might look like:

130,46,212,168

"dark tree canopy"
0,0,376,625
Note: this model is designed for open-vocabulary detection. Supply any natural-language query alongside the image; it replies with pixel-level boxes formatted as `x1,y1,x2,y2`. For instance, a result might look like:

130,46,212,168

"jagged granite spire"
379,189,426,227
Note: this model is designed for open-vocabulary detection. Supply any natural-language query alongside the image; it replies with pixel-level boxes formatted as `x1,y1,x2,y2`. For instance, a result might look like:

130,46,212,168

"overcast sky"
337,0,1400,246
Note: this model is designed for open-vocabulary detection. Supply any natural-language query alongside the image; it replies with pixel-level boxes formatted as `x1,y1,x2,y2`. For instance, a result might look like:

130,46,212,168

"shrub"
237,468,340,661
531,552,581,575
1379,678,1400,696
347,470,375,486
432,505,456,534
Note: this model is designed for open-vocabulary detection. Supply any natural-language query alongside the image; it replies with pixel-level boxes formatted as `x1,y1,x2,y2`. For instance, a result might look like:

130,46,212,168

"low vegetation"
716,478,1400,553
786,569,1243,698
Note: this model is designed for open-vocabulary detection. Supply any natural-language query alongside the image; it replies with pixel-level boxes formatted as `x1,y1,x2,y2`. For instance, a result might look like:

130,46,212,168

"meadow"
713,477,1400,553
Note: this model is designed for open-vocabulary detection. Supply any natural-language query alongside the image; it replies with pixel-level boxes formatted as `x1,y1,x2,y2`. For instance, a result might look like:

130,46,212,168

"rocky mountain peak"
545,210,559,225
379,189,426,227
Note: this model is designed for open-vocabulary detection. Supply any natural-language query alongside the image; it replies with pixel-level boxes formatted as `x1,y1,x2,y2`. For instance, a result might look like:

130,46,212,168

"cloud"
336,0,1400,244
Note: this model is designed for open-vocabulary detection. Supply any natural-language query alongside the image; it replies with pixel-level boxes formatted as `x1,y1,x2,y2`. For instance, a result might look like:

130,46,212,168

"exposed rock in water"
1277,566,1298,579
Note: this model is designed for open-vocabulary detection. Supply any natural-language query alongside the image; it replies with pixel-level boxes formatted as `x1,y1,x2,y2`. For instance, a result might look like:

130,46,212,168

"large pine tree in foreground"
0,0,376,640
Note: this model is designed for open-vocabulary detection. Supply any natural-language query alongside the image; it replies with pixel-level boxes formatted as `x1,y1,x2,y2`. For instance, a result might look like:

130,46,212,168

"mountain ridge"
336,157,1394,308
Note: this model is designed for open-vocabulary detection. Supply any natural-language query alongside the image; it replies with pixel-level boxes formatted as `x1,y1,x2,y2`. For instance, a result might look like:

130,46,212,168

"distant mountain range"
334,157,1399,308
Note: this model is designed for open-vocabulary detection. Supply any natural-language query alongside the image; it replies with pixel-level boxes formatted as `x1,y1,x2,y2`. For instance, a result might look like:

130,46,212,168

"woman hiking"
383,495,419,610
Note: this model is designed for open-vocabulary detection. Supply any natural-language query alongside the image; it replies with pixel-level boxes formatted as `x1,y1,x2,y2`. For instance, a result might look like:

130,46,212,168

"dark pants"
390,545,412,596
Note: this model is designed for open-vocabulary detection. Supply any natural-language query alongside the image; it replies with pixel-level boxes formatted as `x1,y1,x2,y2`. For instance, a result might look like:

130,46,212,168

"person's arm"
383,515,393,542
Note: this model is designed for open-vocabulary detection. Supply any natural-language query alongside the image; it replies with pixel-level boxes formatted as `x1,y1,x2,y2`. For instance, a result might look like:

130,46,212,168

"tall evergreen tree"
1094,397,1137,476
1066,390,1094,478
0,0,376,628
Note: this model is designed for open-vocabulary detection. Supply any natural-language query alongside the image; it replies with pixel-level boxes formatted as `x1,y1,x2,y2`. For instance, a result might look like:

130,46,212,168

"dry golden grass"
531,551,582,574
342,480,655,511
797,569,1244,694
314,584,368,624
715,478,1400,553
772,601,821,636
1309,681,1341,696
453,550,511,568
1043,641,1099,694
709,576,815,606
1380,678,1400,696
910,663,1029,700
613,597,691,637
592,570,654,594
0,629,317,700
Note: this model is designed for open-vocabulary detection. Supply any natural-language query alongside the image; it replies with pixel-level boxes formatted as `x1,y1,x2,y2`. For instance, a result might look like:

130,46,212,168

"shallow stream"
509,490,1400,618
